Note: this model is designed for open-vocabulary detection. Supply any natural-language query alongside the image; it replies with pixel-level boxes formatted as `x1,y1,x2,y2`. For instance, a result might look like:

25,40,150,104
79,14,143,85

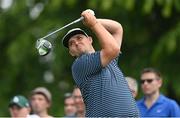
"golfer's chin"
143,91,154,96
74,50,87,57
78,47,86,53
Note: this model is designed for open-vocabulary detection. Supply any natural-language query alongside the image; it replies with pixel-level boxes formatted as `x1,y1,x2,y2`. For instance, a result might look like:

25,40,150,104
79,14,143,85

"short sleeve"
72,51,102,87
169,100,180,116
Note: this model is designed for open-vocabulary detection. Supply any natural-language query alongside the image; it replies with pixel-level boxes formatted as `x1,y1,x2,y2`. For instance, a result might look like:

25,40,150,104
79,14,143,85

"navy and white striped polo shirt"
72,51,139,117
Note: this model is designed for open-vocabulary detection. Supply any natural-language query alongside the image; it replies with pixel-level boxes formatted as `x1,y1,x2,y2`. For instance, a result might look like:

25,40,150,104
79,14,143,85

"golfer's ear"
88,36,93,44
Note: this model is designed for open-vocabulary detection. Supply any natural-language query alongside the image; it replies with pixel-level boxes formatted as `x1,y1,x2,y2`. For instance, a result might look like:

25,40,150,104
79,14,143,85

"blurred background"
0,0,180,116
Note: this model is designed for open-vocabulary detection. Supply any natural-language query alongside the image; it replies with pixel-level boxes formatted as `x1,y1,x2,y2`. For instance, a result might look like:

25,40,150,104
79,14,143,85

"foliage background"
0,0,180,116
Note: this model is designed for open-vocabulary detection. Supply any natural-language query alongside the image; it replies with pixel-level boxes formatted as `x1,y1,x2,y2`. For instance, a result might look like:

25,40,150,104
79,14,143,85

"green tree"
0,0,179,116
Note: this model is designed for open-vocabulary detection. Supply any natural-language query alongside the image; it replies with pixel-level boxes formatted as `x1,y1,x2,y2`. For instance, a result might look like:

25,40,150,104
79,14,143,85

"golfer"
62,9,139,117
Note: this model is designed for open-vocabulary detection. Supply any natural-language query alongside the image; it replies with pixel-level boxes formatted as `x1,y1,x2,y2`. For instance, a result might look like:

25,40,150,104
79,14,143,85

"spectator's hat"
31,87,51,103
9,95,29,108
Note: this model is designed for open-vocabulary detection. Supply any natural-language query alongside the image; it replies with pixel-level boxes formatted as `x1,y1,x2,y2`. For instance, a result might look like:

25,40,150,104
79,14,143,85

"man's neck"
77,48,95,57
85,47,95,54
38,111,51,118
145,91,160,109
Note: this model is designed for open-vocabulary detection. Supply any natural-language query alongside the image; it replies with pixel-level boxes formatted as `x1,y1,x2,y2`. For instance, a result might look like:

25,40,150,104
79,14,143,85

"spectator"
64,93,76,117
9,95,39,118
72,87,85,117
137,67,180,117
30,87,53,118
125,76,138,98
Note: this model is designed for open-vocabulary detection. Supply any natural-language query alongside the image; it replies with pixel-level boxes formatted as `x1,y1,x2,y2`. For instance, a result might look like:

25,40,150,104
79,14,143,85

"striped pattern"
72,51,139,117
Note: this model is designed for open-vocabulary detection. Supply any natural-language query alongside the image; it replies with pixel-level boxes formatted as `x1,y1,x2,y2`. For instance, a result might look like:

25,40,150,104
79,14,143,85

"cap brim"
62,29,88,48
9,103,23,108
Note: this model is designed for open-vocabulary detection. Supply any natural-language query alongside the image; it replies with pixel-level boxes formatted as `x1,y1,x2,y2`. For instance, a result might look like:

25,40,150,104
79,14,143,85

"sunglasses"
140,79,157,84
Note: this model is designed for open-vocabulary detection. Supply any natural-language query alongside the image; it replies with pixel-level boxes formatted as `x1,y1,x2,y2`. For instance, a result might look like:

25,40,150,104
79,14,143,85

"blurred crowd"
8,86,85,118
8,67,180,117
9,87,53,118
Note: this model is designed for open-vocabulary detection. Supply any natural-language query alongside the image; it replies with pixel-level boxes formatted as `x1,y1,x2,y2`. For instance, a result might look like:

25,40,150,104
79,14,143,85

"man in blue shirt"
62,9,139,117
137,67,180,117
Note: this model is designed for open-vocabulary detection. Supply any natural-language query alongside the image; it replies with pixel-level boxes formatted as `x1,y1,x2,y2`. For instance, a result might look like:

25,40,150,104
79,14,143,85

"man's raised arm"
81,11,123,67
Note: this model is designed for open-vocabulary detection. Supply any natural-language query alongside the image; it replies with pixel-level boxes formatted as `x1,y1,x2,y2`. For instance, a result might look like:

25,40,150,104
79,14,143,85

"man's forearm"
97,19,123,46
97,19,122,35
90,20,119,50
90,19,120,67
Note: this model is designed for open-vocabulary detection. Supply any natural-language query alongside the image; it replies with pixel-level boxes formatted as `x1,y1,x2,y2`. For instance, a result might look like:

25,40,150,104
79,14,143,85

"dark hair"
141,67,162,79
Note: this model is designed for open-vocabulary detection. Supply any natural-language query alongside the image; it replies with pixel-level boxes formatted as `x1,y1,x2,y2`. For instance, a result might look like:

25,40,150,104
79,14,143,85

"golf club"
36,9,94,56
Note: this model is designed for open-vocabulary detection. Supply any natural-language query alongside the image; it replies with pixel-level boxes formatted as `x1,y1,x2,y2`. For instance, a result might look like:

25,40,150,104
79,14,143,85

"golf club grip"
76,9,95,23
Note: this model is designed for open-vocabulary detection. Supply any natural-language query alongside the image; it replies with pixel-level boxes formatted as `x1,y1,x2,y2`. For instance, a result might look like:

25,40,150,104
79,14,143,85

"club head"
35,9,95,56
36,38,52,56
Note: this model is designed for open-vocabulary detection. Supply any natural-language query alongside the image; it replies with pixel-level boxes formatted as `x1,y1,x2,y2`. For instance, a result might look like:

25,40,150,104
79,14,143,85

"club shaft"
41,17,84,39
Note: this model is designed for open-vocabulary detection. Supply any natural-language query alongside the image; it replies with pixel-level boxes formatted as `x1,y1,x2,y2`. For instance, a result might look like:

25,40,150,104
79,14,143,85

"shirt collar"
141,94,164,105
155,94,165,104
